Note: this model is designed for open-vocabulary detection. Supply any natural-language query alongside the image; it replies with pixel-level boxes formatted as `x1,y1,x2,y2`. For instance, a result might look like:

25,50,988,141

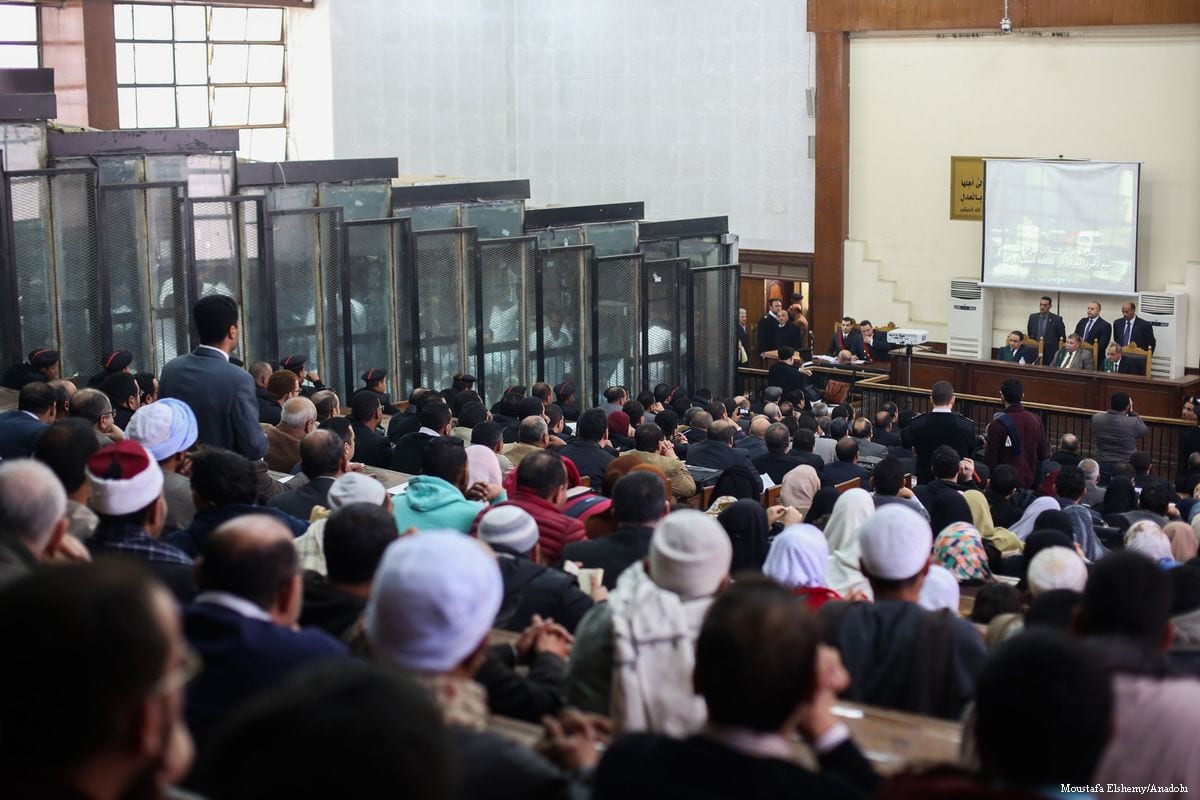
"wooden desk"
890,352,1200,418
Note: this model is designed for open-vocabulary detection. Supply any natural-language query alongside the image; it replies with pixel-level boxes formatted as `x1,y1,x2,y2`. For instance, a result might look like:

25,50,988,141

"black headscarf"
804,487,841,530
1100,477,1137,515
1033,509,1074,538
716,499,770,574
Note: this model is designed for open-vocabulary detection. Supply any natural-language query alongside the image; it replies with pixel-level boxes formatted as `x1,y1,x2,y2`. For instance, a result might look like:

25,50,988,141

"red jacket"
471,487,586,566
984,403,1050,490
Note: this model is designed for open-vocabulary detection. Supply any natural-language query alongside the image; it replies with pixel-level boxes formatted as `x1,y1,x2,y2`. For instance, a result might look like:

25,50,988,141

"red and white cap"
85,440,164,516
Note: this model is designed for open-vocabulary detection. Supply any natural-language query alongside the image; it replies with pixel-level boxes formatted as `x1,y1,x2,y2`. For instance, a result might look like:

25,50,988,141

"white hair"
280,397,317,428
0,460,66,553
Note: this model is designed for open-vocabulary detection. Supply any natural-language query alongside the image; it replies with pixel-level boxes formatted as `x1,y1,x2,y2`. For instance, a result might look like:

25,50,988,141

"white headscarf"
919,564,961,612
763,524,828,589
1008,496,1062,541
823,488,876,598
1125,520,1174,564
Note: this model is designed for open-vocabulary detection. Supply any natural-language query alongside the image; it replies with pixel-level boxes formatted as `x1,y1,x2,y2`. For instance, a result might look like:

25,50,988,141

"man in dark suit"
736,308,751,365
159,295,267,460
1075,301,1112,370
822,438,870,485
387,387,433,444
827,317,864,358
858,320,896,364
0,382,56,460
267,430,346,521
1,348,59,390
553,408,616,490
349,391,393,469
685,420,756,472
185,513,347,750
996,331,1039,364
560,471,668,589
1027,295,1067,366
257,369,296,426
756,298,787,356
734,416,770,461
1102,343,1142,375
766,347,812,403
753,423,812,484
1112,301,1156,352
391,401,453,474
900,380,978,483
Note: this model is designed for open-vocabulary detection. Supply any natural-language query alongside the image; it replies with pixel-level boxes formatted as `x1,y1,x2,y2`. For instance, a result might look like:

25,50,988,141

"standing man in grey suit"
1052,334,1095,370
1027,295,1066,367
159,295,268,460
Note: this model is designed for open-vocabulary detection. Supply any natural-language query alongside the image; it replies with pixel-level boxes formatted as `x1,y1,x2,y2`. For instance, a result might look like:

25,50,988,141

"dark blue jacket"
0,410,46,460
159,347,268,460
166,503,308,558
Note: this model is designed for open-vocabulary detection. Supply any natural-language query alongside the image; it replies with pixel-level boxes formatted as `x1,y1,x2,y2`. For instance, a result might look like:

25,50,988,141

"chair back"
1123,342,1153,377
834,477,861,493
1020,336,1045,365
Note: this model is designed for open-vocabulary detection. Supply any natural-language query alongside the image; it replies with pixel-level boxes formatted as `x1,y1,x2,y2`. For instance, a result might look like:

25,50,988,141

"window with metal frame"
114,3,287,162
0,3,39,68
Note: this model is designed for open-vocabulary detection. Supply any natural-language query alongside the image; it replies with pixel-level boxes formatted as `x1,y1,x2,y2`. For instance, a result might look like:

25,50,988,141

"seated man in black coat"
913,445,975,531
386,387,435,444
821,438,870,486
594,577,880,800
752,423,810,484
553,408,616,490
0,381,56,460
857,320,896,364
685,420,756,473
349,390,394,469
267,429,346,522
561,470,669,590
390,400,453,474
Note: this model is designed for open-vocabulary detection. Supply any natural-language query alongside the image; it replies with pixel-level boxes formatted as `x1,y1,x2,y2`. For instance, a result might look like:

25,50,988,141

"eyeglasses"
154,646,203,696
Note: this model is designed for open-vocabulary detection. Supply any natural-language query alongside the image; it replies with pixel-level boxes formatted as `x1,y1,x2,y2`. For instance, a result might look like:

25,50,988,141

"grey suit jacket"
1054,348,1094,371
159,348,268,460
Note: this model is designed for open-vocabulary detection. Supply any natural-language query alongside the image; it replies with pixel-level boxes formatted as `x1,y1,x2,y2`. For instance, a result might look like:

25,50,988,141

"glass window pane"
210,44,249,84
134,43,174,84
113,4,134,40
132,4,173,40
246,45,284,83
209,7,247,41
172,5,206,42
212,86,250,126
247,87,285,125
136,87,177,128
118,87,137,128
116,43,135,84
176,86,209,128
239,127,287,163
245,8,283,41
174,43,207,85
0,45,38,69
0,6,38,41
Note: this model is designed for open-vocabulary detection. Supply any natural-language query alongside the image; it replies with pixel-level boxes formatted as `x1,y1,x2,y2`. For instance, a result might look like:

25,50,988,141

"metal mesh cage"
463,201,524,239
643,258,688,392
319,182,391,222
345,217,414,399
5,169,102,377
640,239,679,262
479,236,537,399
538,245,592,406
189,196,265,364
99,182,189,376
689,264,740,399
593,253,643,395
266,207,349,401
679,236,723,268
412,228,478,392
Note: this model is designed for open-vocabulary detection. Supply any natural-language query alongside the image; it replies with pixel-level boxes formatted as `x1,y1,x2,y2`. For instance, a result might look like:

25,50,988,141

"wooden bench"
834,477,861,493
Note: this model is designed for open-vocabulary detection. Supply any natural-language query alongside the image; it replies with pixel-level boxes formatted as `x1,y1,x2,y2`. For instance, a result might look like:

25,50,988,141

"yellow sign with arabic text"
950,156,985,221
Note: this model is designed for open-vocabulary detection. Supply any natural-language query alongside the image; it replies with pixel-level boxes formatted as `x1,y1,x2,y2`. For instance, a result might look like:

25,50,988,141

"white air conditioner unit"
1137,291,1188,379
947,279,993,360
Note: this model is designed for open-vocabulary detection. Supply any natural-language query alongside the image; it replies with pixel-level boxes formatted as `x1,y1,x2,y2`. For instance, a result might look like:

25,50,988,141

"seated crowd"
0,294,1198,799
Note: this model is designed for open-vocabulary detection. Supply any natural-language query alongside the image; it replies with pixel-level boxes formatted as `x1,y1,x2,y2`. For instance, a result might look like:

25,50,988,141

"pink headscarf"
465,444,502,487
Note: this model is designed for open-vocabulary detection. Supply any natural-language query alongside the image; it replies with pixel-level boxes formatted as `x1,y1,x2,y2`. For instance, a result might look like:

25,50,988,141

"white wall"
847,29,1200,357
288,0,815,249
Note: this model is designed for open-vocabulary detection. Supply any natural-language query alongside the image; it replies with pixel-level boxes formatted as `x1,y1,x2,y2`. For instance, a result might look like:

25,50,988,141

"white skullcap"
649,509,732,601
1027,546,1088,595
125,398,197,462
918,564,961,612
327,472,386,510
477,505,539,554
367,532,502,673
858,503,932,581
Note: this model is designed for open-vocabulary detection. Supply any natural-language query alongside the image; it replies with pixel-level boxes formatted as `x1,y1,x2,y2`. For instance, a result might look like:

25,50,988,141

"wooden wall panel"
812,31,850,344
40,0,117,129
809,0,1199,32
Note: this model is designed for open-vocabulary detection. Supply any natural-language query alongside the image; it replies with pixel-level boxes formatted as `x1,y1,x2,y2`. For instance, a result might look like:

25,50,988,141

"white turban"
367,531,502,672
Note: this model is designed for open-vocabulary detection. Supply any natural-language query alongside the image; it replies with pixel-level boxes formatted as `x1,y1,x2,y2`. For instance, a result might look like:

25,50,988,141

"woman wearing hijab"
1125,520,1178,568
779,465,821,516
933,522,993,595
1063,504,1107,562
964,490,1023,555
606,411,636,451
716,499,771,574
465,443,503,488
763,523,840,609
918,564,961,613
802,487,841,529
1033,509,1075,539
1170,520,1200,563
823,488,876,599
1009,496,1062,541
1099,476,1137,516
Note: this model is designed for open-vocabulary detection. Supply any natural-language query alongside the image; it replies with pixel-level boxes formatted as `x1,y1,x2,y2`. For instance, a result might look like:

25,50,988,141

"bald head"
748,416,771,439
199,514,300,616
300,428,346,480
710,420,736,446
